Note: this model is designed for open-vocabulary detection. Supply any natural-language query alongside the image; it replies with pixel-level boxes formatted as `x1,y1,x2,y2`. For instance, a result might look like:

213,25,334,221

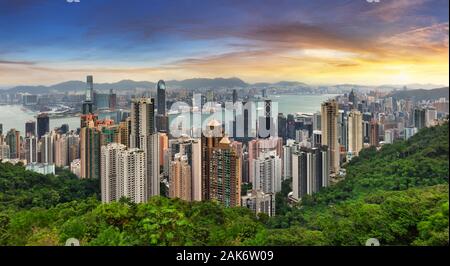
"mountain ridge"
1,77,446,94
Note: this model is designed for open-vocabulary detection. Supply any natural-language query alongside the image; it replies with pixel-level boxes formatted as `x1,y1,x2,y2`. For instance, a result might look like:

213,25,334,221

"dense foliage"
0,164,99,211
0,123,448,246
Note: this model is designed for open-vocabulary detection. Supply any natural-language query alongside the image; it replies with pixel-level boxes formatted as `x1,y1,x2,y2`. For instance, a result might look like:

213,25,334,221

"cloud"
380,22,449,51
362,0,429,22
0,59,35,65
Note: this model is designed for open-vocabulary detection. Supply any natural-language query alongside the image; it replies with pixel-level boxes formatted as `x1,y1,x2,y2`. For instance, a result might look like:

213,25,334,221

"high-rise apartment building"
292,146,329,201
338,110,348,152
144,133,160,198
252,151,282,194
209,135,241,207
248,136,283,183
369,119,379,147
348,109,363,156
118,118,131,148
39,131,56,164
54,134,68,167
201,119,222,200
130,97,160,199
130,97,155,149
169,153,192,201
25,135,38,164
282,140,299,179
101,143,147,203
6,129,21,159
80,116,101,179
321,100,340,174
101,143,125,203
426,108,437,127
0,143,10,160
169,136,202,201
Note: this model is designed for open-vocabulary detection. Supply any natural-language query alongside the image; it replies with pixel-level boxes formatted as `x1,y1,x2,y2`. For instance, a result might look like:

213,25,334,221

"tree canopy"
0,123,448,246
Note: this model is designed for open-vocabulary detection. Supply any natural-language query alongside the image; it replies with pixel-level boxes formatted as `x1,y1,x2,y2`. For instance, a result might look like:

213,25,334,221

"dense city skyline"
0,0,448,86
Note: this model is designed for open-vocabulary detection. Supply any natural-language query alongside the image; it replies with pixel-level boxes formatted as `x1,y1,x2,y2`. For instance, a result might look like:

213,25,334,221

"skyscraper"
82,75,94,116
248,136,283,183
80,115,101,179
369,119,379,147
101,143,126,203
130,97,160,199
348,109,363,156
40,130,56,164
313,112,321,131
156,80,168,132
109,89,117,111
282,140,300,179
118,118,131,148
169,153,192,201
168,137,202,201
287,114,296,140
425,108,437,127
348,89,357,107
292,146,329,201
277,113,287,142
157,80,166,116
159,133,168,169
101,143,147,203
252,151,282,194
0,143,9,160
144,133,160,199
5,129,20,159
209,135,241,207
25,135,38,164
414,108,426,130
37,113,49,140
25,121,36,137
130,98,155,149
321,100,340,174
338,110,348,152
54,134,68,167
201,119,222,200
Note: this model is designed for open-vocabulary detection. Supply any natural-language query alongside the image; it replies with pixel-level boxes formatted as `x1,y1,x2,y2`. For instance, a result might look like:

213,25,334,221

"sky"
0,0,448,87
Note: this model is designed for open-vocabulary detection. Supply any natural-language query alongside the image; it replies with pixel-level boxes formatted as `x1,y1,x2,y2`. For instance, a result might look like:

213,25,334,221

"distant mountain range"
0,77,446,94
389,87,449,101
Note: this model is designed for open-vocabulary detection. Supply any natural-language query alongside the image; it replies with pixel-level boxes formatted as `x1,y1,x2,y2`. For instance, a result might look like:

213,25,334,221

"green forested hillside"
0,123,448,246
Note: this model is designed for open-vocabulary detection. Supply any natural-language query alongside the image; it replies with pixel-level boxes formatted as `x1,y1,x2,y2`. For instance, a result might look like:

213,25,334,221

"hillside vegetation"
0,123,448,246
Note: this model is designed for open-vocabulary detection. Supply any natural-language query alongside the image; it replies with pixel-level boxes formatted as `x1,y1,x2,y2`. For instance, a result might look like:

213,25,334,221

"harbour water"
0,94,337,135
0,105,80,135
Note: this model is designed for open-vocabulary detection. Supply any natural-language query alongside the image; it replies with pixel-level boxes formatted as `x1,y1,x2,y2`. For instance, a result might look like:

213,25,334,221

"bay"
0,105,80,136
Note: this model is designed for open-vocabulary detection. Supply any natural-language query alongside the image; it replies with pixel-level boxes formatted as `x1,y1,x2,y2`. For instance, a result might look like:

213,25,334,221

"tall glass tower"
82,75,94,115
157,80,166,116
